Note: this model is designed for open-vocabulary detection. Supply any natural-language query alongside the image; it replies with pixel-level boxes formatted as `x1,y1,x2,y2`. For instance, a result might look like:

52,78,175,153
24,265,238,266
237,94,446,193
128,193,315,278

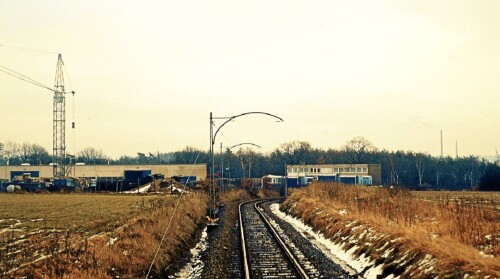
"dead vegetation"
281,182,500,278
0,192,208,278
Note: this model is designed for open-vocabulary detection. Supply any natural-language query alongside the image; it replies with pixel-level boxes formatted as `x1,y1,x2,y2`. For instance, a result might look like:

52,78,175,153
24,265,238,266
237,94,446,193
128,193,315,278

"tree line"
1,137,498,190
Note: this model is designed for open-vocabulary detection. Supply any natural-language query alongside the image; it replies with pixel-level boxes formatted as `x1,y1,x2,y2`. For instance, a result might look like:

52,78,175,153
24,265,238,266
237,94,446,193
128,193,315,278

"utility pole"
220,142,223,193
208,111,283,224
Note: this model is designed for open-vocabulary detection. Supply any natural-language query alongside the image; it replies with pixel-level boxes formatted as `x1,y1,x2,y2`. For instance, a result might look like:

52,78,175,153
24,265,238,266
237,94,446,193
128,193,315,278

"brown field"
0,192,208,278
283,183,500,278
411,190,500,205
0,193,172,235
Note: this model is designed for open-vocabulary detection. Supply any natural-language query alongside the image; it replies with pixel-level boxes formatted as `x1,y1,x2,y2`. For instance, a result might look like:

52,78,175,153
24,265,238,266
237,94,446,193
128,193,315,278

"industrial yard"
0,164,206,193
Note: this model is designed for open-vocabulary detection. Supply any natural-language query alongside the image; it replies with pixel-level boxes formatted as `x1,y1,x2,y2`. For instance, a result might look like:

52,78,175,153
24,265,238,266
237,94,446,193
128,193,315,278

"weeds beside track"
282,183,499,278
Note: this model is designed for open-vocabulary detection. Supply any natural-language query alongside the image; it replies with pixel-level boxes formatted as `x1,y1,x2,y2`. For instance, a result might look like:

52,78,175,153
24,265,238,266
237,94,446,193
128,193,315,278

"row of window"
289,167,368,174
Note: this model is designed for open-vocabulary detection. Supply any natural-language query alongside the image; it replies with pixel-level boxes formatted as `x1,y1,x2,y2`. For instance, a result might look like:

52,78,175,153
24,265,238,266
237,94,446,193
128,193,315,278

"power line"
145,148,203,278
0,44,58,54
0,65,53,91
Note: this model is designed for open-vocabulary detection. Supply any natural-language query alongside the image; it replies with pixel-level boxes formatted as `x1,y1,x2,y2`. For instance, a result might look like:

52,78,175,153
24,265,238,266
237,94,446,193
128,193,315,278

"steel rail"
240,199,309,279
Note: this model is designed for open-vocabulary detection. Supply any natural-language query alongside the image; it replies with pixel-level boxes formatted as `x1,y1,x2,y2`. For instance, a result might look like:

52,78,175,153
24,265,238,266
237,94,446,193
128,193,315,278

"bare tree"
343,136,378,163
2,141,20,165
414,153,426,186
275,141,314,165
77,147,108,164
237,147,260,179
19,143,33,163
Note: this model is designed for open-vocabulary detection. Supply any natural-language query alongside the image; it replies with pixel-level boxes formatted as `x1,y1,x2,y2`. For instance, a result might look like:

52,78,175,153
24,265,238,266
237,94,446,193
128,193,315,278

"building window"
363,168,368,172
334,168,339,173
357,168,362,172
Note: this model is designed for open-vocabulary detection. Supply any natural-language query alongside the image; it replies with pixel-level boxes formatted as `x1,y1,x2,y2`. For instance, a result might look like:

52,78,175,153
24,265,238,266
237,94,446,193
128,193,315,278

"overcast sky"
1,0,499,159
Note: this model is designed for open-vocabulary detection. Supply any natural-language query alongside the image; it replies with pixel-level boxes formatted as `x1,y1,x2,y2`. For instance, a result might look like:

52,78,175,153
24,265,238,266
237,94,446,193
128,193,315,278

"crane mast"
0,51,73,177
53,54,66,177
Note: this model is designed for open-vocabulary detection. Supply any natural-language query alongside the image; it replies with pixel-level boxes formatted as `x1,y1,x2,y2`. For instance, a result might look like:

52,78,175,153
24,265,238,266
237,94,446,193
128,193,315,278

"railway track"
201,198,352,278
239,199,312,279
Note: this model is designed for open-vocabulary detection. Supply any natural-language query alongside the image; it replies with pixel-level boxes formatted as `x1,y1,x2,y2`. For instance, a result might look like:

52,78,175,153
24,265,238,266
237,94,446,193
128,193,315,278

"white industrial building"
286,164,381,185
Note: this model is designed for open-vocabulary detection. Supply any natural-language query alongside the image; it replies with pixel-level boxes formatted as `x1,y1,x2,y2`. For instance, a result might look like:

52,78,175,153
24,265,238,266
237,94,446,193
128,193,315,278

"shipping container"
124,170,152,180
123,170,152,191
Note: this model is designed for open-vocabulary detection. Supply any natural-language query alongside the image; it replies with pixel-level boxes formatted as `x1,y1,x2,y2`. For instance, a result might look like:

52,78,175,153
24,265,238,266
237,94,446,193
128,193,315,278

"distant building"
286,164,381,186
0,164,206,181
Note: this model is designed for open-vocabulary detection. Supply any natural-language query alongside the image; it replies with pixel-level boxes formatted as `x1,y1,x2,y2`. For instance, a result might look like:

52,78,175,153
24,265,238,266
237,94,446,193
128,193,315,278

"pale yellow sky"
1,0,499,159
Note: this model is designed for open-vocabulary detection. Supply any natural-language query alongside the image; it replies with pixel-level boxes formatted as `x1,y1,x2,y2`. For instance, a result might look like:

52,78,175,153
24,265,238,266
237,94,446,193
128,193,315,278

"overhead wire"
145,139,206,278
0,65,53,91
0,44,58,54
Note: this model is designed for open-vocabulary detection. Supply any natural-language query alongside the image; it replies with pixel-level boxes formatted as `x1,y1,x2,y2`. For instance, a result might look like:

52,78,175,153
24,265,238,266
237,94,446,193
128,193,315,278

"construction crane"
0,54,74,177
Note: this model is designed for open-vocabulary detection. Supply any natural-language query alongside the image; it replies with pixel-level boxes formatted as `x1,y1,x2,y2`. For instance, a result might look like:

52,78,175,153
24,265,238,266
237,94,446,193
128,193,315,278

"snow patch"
123,184,151,194
175,228,208,278
271,203,382,278
108,237,118,246
170,186,189,194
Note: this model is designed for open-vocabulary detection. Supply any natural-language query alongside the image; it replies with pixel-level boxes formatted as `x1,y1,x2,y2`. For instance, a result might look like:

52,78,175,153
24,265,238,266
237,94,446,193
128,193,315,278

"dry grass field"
0,192,208,278
0,194,170,235
283,183,500,278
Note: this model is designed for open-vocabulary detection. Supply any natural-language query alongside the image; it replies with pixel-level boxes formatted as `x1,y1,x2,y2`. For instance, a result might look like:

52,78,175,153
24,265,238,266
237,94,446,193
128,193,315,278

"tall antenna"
53,54,66,177
440,130,443,158
455,140,458,159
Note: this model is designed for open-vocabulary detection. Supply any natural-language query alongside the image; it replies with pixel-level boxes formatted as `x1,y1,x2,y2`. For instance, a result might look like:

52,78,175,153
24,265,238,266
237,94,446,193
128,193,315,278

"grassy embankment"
0,192,208,278
282,182,499,278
